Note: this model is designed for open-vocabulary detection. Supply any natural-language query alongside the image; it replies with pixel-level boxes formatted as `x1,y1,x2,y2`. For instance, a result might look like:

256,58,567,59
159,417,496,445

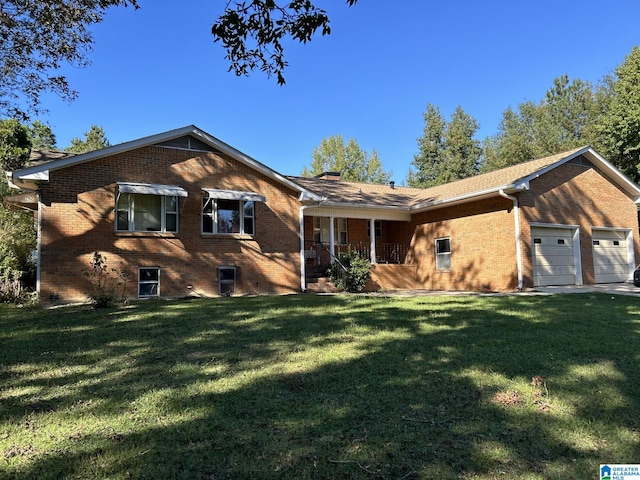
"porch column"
329,216,335,264
369,219,377,264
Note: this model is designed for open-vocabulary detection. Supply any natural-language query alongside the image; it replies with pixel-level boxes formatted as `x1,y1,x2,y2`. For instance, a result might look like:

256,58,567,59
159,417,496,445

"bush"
83,252,132,307
0,204,36,303
327,250,371,293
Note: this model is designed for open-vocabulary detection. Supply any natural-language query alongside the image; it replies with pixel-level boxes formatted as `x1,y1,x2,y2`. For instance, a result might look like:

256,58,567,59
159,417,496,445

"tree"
28,120,57,150
481,75,603,172
0,119,31,172
211,0,358,85
407,104,446,187
481,105,536,172
598,46,640,183
0,195,37,301
66,125,110,154
409,105,481,187
0,0,139,121
301,135,392,184
0,120,35,301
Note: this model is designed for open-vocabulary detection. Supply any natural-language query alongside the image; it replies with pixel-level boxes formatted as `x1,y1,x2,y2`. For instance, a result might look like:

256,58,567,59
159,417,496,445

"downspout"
36,193,41,298
499,190,523,291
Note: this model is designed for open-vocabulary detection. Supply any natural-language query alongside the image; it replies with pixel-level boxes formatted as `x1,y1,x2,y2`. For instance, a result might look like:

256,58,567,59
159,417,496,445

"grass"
0,292,639,479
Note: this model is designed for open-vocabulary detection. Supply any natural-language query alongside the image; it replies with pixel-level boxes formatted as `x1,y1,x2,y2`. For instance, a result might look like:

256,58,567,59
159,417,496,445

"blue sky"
39,0,640,183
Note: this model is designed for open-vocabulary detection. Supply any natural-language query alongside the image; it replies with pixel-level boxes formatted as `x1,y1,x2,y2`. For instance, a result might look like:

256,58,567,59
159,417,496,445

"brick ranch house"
5,125,640,301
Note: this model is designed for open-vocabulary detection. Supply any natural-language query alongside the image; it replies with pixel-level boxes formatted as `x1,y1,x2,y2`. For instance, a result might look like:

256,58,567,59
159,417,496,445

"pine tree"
301,135,391,183
67,125,110,154
409,104,480,187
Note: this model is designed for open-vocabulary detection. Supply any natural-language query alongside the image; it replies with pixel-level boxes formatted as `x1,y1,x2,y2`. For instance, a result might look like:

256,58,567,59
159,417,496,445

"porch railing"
304,241,409,266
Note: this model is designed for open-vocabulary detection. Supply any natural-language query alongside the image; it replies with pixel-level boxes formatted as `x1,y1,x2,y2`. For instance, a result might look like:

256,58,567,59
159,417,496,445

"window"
116,183,186,233
202,198,255,235
313,217,348,244
435,237,451,271
139,267,159,298
366,220,383,238
218,266,237,296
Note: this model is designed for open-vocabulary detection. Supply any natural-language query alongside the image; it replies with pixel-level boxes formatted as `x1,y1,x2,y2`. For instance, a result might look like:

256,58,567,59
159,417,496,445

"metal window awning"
202,188,265,202
117,182,188,197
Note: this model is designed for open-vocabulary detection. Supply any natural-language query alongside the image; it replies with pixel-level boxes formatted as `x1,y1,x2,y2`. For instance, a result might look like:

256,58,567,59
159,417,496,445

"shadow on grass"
1,293,639,479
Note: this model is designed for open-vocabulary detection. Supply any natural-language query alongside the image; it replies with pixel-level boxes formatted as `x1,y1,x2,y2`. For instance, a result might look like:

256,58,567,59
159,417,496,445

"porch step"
306,276,339,294
306,264,328,279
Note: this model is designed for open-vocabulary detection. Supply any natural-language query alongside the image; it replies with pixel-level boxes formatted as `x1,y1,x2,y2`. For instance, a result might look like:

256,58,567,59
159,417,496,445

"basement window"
139,267,160,298
435,237,451,271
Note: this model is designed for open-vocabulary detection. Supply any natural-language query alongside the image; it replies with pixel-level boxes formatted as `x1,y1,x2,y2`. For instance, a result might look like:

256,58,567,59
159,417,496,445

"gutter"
411,184,520,213
499,189,523,291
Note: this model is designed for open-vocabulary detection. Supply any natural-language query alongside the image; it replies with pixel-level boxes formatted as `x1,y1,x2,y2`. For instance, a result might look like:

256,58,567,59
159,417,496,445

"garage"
592,229,633,283
531,226,579,286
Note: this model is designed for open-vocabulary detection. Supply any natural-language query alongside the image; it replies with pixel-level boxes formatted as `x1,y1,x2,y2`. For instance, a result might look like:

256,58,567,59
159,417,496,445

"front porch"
303,241,410,267
300,212,416,292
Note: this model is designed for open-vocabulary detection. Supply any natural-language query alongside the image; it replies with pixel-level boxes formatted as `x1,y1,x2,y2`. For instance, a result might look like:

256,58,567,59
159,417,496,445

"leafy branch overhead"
211,0,359,85
0,0,139,121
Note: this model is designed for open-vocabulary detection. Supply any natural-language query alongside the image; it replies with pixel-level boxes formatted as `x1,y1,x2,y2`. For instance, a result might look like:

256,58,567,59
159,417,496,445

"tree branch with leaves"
0,0,139,121
211,0,358,85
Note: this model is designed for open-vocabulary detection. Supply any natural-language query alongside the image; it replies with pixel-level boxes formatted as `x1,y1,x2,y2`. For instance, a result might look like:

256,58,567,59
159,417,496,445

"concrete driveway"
527,282,640,296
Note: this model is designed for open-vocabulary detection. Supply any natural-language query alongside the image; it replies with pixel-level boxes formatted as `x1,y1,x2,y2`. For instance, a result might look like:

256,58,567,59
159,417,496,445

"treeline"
409,46,640,187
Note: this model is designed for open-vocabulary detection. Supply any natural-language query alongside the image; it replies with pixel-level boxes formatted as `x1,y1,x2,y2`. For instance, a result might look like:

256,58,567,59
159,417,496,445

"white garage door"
532,227,577,286
592,230,631,283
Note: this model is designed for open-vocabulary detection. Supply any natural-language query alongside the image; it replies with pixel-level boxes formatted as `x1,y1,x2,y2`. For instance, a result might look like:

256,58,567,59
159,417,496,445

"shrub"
327,250,371,293
83,252,131,307
0,197,36,303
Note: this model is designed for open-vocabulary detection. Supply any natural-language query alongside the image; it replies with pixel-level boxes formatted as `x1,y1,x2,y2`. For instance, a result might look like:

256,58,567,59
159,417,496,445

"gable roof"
410,146,640,211
292,146,640,214
8,126,639,214
288,176,424,208
8,125,323,202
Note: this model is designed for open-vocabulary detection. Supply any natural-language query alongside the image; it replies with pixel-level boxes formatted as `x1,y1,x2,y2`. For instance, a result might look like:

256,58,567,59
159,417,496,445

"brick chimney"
316,172,341,181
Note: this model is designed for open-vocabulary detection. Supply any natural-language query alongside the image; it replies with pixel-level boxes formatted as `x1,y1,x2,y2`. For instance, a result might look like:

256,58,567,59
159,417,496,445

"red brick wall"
38,146,302,301
397,162,639,292
519,162,640,287
405,197,519,292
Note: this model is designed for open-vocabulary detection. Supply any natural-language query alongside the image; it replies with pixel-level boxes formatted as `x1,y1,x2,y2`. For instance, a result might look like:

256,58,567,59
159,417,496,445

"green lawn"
1,293,639,479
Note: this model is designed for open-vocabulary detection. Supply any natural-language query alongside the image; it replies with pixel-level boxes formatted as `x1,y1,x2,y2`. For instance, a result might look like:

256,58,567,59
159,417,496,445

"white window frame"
138,267,160,298
116,192,179,233
435,237,451,271
313,217,348,244
202,197,255,235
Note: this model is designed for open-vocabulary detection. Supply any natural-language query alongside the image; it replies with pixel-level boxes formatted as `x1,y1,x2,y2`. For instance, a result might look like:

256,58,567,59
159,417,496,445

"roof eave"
8,125,321,200
312,200,411,212
584,147,640,199
410,185,525,213
520,146,640,199
189,128,321,199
